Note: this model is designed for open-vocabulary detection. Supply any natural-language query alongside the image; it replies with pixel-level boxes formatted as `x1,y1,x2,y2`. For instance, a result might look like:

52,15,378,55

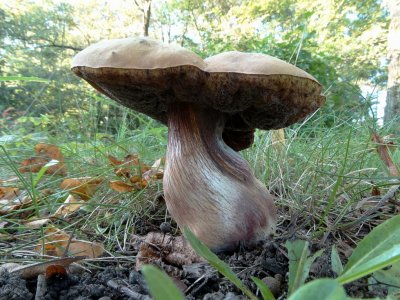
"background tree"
0,0,390,129
384,0,400,129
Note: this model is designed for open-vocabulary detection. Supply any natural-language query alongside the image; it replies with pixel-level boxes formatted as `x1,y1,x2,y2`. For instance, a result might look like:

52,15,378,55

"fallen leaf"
130,175,141,184
24,219,50,229
60,177,103,200
108,153,150,176
35,144,64,161
34,228,104,258
53,194,85,217
133,179,147,190
0,195,32,215
109,180,133,193
9,256,85,279
371,186,381,196
114,167,131,178
142,157,165,181
19,143,67,175
0,187,20,200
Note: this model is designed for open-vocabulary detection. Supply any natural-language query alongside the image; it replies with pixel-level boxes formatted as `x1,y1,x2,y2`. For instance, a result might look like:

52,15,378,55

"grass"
0,96,399,287
244,110,399,244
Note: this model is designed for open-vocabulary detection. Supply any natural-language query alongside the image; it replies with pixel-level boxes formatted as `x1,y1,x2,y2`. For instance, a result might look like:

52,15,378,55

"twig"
107,279,151,300
361,185,400,218
35,274,47,300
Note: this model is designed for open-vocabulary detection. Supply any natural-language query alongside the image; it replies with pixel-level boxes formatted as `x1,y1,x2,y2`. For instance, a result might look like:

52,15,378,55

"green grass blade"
339,214,400,284
183,227,258,300
251,276,276,300
288,279,348,300
318,128,352,228
141,265,184,300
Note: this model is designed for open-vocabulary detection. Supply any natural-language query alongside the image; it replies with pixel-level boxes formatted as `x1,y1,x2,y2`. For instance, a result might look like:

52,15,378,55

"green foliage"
144,215,400,299
141,265,184,300
251,276,276,300
371,261,400,296
338,214,400,284
0,76,48,82
288,279,347,300
331,245,344,276
0,0,389,126
285,240,324,295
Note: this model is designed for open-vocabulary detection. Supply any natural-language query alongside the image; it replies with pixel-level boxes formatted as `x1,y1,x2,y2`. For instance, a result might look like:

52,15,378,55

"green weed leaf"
331,245,344,276
286,240,323,295
338,245,400,284
288,279,347,300
141,265,184,300
372,261,400,295
339,215,400,284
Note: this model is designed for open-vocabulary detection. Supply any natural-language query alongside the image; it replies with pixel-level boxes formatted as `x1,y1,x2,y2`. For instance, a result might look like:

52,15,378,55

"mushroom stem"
164,102,276,250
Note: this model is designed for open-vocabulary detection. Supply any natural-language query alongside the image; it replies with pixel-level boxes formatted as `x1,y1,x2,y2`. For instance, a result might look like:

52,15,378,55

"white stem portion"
164,103,276,250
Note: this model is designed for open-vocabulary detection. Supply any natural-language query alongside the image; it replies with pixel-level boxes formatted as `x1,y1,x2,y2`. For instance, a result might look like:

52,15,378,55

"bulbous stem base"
164,103,276,250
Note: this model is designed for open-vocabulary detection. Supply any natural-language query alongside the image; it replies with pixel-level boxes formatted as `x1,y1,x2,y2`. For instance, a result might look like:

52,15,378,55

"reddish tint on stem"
164,103,276,250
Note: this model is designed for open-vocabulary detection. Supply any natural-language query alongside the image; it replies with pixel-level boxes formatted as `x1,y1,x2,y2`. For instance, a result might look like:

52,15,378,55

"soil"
0,236,386,300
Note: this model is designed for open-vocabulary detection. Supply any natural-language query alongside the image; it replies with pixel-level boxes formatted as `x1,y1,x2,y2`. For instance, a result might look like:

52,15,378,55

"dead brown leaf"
53,194,85,217
0,195,32,215
9,256,85,279
108,153,150,178
23,219,50,229
19,143,67,175
0,187,20,200
60,177,103,200
142,157,165,181
109,180,133,193
34,227,104,258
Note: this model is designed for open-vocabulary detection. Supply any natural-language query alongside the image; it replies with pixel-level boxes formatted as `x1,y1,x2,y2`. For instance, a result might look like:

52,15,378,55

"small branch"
37,44,83,51
35,274,47,300
107,279,150,300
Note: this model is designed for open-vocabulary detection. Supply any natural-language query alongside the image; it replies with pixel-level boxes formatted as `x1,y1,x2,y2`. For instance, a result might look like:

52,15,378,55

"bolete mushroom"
71,37,325,250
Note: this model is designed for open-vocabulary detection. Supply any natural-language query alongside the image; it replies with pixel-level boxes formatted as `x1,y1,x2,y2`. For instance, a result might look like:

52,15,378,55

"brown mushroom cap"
71,37,325,150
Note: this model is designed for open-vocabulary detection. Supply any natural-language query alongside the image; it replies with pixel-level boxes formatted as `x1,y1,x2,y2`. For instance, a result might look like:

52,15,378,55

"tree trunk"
134,0,152,37
143,0,151,37
384,0,400,128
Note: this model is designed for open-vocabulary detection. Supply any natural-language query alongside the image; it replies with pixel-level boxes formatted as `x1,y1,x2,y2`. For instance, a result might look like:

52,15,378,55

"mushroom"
71,37,325,250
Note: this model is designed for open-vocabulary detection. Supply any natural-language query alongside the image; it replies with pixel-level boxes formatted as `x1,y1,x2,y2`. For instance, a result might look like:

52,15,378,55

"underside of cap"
71,37,325,150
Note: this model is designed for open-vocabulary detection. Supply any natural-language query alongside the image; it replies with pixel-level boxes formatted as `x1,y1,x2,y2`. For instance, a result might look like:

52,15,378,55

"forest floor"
0,207,390,300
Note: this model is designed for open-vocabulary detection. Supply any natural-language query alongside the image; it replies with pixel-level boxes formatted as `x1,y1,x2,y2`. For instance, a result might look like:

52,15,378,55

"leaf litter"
0,141,399,299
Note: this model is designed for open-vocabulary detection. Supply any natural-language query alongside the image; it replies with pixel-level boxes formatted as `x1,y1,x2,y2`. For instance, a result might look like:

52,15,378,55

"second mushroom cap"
71,37,325,150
